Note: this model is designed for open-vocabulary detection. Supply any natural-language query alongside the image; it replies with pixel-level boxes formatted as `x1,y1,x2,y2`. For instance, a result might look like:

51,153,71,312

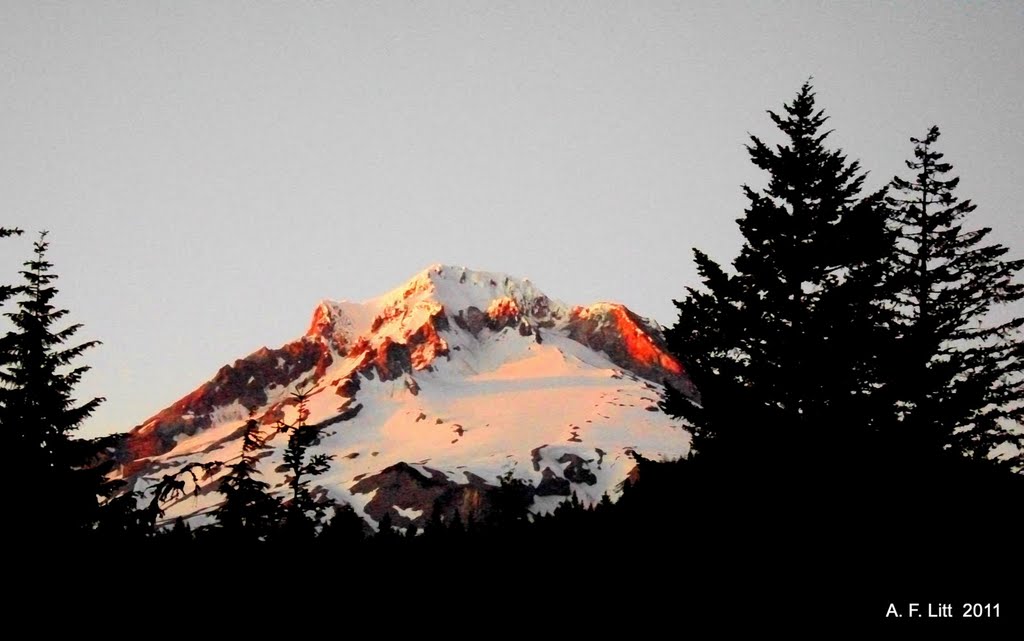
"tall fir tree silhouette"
887,126,1024,468
661,82,895,471
277,387,334,540
211,418,280,542
0,231,107,540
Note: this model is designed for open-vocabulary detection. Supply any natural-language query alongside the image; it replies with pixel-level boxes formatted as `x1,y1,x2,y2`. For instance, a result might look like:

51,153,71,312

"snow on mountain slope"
114,265,694,528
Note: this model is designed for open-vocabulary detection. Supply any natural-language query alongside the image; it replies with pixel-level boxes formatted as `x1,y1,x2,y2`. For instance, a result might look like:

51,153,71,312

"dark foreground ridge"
22,452,1023,629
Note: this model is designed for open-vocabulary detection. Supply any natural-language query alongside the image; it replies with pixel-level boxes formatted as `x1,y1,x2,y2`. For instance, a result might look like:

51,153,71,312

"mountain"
113,264,695,529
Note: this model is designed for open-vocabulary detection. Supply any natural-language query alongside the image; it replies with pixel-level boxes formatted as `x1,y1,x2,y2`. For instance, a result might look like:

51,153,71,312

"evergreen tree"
488,470,534,532
446,510,465,538
169,516,193,544
319,503,366,545
423,499,446,539
211,418,281,542
375,511,398,545
0,231,107,539
276,388,334,540
887,126,1024,467
661,83,895,472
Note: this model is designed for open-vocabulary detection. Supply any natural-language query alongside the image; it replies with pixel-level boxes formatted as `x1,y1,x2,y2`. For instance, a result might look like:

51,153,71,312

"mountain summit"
115,265,694,528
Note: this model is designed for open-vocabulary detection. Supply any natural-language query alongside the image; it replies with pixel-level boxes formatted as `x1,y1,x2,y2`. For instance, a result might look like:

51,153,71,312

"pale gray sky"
2,1,1022,437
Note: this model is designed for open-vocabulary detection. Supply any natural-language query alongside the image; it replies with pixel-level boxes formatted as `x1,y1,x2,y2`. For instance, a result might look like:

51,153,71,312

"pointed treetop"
767,79,830,144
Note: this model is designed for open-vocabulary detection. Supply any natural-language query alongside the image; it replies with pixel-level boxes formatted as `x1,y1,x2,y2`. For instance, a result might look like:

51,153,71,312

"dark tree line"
657,83,1023,573
662,83,1023,470
2,84,1021,574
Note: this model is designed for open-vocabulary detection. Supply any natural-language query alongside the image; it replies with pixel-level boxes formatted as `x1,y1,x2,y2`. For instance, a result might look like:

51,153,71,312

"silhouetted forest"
3,83,1021,622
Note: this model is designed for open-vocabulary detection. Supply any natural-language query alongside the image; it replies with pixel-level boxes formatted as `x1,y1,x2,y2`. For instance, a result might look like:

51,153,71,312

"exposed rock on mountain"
115,265,694,528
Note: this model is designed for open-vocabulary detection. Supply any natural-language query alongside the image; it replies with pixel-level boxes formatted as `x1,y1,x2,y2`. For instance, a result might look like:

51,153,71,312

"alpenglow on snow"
113,265,695,528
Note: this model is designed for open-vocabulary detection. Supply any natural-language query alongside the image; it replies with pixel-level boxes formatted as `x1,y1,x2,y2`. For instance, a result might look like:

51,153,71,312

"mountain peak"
383,264,551,309
305,265,567,346
118,265,694,529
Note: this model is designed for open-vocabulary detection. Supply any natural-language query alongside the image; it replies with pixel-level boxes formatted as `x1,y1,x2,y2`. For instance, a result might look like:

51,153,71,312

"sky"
1,1,1022,438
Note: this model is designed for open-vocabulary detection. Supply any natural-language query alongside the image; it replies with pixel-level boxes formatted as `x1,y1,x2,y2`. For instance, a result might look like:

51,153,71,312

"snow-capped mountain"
114,265,694,528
